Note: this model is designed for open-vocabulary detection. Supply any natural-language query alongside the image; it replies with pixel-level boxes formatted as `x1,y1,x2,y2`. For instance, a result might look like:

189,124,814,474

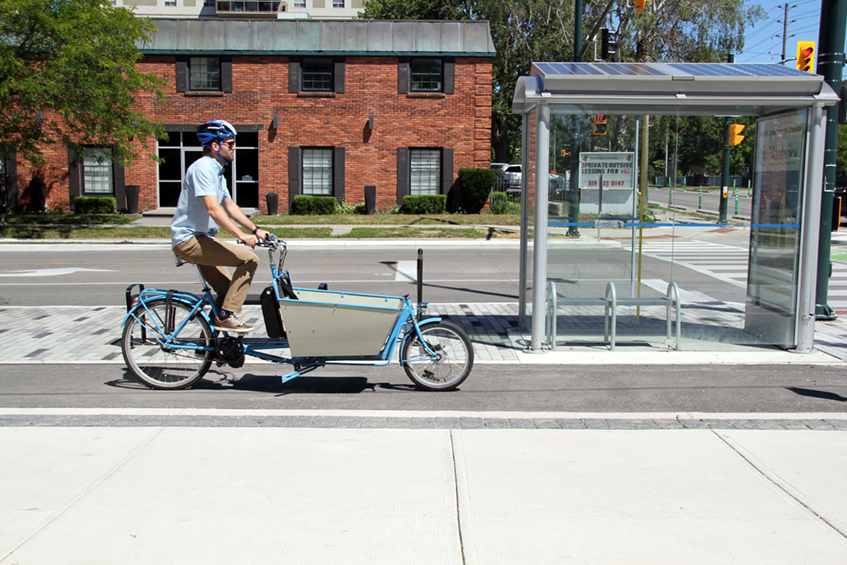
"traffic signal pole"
814,0,847,320
720,117,730,224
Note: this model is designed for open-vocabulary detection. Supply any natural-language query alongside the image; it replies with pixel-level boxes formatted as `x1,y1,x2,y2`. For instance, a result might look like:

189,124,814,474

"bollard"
416,248,423,320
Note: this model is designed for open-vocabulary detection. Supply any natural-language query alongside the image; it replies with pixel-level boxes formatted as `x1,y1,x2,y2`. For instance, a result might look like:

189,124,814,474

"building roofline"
139,18,497,57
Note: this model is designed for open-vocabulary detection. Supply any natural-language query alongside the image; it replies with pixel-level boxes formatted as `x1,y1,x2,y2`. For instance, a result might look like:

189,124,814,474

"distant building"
113,0,364,20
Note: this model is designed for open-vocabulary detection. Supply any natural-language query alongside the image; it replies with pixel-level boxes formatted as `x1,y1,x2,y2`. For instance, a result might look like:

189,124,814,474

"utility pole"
780,3,792,65
567,0,584,237
719,54,735,224
815,0,847,320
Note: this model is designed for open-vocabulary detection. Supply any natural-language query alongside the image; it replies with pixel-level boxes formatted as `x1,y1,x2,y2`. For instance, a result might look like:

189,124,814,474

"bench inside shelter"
546,280,681,350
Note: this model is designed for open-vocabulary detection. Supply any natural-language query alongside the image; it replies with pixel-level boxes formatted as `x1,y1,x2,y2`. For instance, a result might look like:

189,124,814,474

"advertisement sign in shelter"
578,152,636,215
745,109,807,346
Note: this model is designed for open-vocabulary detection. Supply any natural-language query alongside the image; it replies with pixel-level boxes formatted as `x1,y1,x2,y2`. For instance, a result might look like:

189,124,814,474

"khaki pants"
173,235,258,314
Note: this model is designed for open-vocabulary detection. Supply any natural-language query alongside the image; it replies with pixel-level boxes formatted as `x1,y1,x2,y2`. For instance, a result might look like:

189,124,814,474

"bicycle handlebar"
236,233,281,251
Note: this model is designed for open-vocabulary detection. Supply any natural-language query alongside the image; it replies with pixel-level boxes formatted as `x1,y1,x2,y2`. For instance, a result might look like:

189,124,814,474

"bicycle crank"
216,336,245,368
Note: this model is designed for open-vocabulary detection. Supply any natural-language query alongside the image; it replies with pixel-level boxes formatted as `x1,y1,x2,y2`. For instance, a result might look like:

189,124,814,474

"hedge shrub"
290,195,338,215
73,197,117,214
401,194,447,214
489,192,520,214
458,168,498,214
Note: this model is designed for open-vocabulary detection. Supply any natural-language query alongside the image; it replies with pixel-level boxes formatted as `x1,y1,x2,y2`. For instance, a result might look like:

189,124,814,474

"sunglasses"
221,140,236,148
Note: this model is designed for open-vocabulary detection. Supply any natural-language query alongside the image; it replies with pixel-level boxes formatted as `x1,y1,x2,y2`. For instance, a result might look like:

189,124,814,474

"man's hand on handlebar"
239,228,272,249
237,231,278,250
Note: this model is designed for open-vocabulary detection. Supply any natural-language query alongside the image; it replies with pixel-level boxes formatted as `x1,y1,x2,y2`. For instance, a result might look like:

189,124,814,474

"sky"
737,0,824,64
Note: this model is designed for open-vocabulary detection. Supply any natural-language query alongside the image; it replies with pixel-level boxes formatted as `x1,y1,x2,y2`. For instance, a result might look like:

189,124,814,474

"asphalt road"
0,237,750,307
650,187,753,218
1,362,846,413
0,243,522,306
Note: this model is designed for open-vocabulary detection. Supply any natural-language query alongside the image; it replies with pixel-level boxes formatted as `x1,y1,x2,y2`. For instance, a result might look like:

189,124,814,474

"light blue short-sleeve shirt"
170,156,231,248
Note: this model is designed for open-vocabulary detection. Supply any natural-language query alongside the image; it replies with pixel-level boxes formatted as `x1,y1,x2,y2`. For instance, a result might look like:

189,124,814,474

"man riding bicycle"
171,119,270,333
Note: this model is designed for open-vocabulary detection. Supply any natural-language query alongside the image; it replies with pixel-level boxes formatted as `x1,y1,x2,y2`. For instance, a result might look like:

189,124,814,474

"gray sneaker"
212,313,254,333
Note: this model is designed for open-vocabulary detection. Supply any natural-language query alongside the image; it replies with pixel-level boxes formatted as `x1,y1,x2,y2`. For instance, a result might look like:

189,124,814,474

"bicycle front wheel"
401,321,473,391
121,299,213,390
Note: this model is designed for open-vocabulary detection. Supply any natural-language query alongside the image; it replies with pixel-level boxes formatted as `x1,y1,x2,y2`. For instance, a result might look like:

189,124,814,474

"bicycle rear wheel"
401,321,473,391
121,299,213,390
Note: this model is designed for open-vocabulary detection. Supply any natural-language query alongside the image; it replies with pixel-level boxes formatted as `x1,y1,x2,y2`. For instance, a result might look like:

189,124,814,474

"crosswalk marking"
626,240,750,288
628,239,847,312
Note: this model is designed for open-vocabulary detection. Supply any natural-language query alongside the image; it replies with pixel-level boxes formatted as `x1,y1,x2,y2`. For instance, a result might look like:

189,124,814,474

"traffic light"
592,115,607,135
634,0,646,14
729,124,745,146
796,41,815,73
560,150,571,156
601,28,617,61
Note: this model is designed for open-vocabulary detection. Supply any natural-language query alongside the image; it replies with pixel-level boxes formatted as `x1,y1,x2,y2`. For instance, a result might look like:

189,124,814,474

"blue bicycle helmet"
196,120,237,148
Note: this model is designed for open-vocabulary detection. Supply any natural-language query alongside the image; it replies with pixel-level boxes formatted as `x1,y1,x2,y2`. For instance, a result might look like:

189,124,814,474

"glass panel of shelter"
536,109,803,348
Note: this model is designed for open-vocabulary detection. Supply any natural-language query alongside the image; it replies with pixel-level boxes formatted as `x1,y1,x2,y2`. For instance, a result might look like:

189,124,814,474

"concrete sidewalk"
2,409,847,563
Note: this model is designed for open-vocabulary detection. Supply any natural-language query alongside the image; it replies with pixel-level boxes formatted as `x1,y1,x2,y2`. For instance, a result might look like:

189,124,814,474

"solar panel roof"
514,61,838,116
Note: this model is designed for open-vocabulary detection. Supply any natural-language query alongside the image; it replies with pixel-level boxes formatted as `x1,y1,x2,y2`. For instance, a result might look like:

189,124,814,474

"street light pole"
815,0,846,320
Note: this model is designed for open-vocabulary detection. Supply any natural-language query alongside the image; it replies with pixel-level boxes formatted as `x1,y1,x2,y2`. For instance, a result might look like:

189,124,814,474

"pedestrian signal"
796,41,815,73
729,124,745,146
592,114,607,136
601,29,617,61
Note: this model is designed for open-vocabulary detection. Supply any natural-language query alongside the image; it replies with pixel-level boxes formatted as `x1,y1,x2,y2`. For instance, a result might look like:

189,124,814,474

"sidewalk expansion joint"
714,430,847,542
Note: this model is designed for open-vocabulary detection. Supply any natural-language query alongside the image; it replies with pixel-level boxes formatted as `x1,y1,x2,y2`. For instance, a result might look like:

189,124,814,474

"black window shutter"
221,56,233,93
289,57,301,93
444,58,455,94
397,147,409,205
441,148,454,194
68,150,80,210
333,147,345,202
5,152,17,211
175,57,188,92
288,146,301,208
398,58,409,94
334,58,345,94
113,154,126,206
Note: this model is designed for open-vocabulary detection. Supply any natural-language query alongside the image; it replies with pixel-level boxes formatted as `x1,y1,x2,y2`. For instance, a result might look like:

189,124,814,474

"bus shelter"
511,62,839,353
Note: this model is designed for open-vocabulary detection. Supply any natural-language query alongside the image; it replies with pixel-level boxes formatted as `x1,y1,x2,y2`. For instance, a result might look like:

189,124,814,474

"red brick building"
5,19,495,214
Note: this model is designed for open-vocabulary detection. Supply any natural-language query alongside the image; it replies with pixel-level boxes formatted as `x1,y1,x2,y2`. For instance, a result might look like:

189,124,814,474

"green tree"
361,0,452,19
0,0,165,166
361,0,764,164
838,123,847,171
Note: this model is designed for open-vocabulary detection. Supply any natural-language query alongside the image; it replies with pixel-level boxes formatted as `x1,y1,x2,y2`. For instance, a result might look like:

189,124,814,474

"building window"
302,149,333,195
332,0,344,7
82,148,114,195
410,149,441,196
189,57,221,91
293,0,305,6
301,58,333,92
411,58,442,92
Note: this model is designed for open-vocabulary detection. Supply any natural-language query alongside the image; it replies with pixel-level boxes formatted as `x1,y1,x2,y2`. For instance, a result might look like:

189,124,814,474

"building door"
158,130,259,209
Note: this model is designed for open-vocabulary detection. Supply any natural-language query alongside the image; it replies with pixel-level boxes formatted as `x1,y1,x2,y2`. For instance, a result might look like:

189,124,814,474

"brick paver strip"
4,302,847,363
1,414,845,430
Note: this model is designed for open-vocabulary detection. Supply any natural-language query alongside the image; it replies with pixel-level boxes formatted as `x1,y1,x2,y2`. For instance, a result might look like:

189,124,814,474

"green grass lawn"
255,213,521,226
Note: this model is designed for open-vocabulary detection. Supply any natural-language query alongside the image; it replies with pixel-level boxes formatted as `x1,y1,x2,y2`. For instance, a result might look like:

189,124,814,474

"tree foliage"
0,0,165,166
361,0,764,168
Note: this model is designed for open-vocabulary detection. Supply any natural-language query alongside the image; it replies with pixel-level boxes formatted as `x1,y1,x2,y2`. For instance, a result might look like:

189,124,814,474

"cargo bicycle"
120,235,474,391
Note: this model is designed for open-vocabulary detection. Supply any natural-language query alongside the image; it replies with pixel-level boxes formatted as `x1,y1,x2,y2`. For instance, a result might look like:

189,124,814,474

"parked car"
503,164,522,188
490,162,509,171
